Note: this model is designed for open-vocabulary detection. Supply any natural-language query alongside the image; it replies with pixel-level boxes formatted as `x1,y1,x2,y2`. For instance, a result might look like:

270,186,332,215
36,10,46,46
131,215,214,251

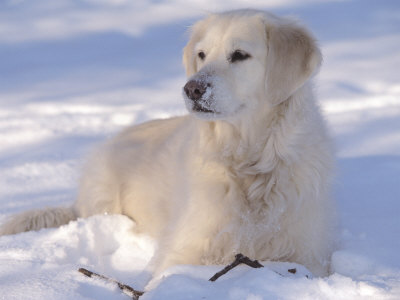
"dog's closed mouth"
193,103,216,114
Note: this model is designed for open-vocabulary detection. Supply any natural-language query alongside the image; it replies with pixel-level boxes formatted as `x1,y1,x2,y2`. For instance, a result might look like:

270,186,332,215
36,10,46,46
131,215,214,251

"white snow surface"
1,0,400,299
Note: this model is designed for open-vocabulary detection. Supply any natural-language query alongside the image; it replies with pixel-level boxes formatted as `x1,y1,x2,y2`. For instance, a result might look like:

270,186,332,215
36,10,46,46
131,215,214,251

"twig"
273,268,297,277
209,253,264,281
78,268,144,300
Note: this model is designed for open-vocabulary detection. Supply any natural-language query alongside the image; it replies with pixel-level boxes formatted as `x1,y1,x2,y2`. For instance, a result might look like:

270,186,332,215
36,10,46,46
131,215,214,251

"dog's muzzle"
183,80,213,113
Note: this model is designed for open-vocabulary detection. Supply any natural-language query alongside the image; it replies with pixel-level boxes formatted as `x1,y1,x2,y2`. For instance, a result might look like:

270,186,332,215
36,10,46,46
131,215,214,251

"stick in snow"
78,268,144,300
209,253,264,282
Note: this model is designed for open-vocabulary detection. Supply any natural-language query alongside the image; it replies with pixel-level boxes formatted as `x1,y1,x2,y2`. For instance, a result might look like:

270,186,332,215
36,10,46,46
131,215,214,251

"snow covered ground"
0,0,399,299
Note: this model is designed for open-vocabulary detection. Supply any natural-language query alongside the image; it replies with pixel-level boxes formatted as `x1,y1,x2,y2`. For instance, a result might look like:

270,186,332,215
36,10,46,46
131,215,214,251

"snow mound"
0,215,155,299
1,215,398,299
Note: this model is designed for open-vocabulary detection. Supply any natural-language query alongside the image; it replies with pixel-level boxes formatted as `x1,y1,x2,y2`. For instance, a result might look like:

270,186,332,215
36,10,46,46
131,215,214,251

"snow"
1,0,399,299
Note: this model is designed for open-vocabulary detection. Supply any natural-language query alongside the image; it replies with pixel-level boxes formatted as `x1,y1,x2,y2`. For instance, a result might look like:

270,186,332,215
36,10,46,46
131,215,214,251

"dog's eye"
230,50,251,63
198,51,206,60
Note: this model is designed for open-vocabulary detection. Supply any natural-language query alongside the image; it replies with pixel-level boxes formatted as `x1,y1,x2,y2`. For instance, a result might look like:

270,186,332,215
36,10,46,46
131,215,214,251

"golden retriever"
1,9,335,278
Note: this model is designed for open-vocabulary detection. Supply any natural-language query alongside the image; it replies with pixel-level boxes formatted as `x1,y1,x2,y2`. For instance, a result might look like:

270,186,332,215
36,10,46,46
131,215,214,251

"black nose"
184,80,207,101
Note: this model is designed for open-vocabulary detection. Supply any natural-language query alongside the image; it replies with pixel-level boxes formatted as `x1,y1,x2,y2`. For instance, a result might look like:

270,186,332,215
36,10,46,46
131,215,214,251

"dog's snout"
184,80,208,101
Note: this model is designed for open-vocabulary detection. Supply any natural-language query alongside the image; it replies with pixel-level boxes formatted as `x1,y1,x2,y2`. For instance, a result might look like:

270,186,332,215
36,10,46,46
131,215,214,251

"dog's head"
182,10,322,121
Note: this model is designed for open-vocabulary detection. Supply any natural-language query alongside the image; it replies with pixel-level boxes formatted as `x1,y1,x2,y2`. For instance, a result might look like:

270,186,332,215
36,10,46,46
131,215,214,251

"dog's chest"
231,167,274,214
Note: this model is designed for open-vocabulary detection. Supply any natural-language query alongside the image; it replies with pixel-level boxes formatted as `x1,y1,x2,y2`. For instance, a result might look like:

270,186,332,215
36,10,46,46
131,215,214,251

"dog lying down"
0,9,336,278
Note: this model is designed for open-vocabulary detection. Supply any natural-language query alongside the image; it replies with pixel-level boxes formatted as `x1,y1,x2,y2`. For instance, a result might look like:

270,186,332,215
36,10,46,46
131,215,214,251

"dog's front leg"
147,219,210,275
142,224,209,290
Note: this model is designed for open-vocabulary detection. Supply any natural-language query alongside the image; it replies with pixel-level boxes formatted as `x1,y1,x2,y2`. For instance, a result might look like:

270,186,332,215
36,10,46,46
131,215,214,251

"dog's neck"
198,84,313,175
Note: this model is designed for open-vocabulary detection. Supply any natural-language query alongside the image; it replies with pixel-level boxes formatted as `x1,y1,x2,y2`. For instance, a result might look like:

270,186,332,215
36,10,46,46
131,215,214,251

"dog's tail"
0,206,77,236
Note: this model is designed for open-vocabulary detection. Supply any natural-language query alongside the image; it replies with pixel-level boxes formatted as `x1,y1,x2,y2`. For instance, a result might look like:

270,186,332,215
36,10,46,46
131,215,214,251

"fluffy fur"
0,10,335,277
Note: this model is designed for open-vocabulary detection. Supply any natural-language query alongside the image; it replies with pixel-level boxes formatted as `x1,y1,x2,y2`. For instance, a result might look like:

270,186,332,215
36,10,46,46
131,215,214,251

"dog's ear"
183,39,196,77
183,19,208,77
265,20,322,105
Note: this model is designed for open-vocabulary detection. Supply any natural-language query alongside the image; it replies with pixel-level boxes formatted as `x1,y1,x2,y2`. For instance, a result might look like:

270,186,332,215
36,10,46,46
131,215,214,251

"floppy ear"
183,38,197,77
265,21,322,105
183,19,209,77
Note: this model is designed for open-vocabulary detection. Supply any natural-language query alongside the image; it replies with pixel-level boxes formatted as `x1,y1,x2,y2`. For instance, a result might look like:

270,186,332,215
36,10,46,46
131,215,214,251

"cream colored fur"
0,10,335,278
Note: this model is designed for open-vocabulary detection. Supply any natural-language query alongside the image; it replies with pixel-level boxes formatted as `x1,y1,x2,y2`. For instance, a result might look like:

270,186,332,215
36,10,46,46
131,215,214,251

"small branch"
78,268,144,300
209,253,264,282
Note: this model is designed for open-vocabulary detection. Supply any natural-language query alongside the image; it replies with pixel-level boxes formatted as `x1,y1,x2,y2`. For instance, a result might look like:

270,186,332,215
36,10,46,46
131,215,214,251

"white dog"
1,10,335,277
